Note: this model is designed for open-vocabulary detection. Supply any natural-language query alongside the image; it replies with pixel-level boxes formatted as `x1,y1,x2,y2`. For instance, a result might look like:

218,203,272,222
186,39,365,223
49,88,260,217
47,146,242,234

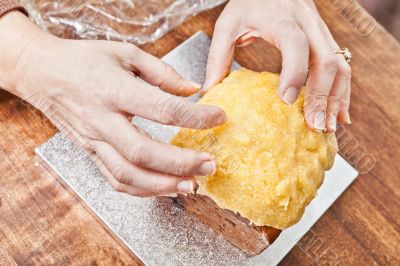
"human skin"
206,0,352,133
0,12,227,196
0,0,352,197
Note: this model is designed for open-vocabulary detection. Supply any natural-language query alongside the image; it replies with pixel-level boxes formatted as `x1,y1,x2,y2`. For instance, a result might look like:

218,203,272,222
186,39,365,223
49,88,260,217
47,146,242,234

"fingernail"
214,113,228,125
187,81,202,89
327,114,337,132
177,180,194,193
344,112,352,124
199,160,216,176
313,111,326,131
158,193,178,197
282,87,299,105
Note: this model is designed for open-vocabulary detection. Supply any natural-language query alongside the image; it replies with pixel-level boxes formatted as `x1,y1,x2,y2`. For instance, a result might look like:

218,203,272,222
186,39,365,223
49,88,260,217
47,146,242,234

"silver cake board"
35,32,359,266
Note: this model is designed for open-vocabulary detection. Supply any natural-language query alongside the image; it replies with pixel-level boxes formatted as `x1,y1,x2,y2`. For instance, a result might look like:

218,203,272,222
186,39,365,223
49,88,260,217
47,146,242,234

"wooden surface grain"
0,0,399,265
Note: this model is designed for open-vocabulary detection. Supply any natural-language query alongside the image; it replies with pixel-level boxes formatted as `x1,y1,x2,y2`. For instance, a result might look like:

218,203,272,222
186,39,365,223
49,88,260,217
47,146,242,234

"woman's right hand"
205,0,352,132
1,12,226,197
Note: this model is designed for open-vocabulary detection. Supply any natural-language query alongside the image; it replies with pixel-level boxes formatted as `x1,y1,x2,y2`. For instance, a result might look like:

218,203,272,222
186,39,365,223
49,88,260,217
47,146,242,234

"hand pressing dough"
172,69,337,229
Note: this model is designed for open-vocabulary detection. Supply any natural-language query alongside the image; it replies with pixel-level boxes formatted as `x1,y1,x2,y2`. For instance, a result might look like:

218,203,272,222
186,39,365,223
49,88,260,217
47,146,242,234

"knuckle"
129,143,150,166
77,107,98,129
170,156,188,176
110,162,127,183
157,106,175,125
340,63,352,79
305,93,328,111
154,63,179,88
151,99,165,123
320,54,339,72
277,20,309,50
105,79,127,107
154,97,185,125
77,111,102,138
306,93,328,103
338,95,350,106
328,95,342,105
291,30,308,47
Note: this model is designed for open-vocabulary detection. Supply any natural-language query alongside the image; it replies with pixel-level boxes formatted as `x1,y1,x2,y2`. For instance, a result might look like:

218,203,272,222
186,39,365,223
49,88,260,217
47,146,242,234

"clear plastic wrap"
20,0,226,44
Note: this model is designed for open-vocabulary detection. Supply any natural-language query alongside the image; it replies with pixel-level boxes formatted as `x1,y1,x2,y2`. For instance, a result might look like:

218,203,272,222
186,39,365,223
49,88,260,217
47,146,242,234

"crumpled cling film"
20,0,226,44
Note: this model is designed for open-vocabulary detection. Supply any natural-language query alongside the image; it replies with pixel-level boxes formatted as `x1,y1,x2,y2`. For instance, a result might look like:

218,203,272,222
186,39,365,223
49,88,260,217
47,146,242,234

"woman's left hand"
205,0,352,132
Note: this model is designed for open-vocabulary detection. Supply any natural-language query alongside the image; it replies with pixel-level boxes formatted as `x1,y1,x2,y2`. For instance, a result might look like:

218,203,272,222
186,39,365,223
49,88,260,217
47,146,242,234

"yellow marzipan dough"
171,69,337,229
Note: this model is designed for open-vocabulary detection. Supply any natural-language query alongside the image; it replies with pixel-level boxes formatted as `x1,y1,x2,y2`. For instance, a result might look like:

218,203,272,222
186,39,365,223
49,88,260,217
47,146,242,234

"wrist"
0,11,54,97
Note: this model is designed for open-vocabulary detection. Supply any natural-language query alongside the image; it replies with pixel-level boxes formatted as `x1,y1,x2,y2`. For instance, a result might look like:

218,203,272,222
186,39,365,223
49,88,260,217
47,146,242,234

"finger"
95,113,217,177
315,20,352,126
266,21,309,105
112,75,227,129
93,141,196,194
326,62,352,132
130,49,201,96
305,56,339,131
297,16,340,131
337,77,352,125
204,13,238,91
114,43,199,96
94,155,156,197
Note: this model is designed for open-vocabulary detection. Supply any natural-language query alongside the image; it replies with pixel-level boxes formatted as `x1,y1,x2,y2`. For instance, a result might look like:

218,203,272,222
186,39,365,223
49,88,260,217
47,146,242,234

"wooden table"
1,0,399,265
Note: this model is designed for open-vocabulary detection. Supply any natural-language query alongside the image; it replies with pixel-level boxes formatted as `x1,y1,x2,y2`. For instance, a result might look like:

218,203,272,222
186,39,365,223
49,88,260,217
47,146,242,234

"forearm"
0,11,49,97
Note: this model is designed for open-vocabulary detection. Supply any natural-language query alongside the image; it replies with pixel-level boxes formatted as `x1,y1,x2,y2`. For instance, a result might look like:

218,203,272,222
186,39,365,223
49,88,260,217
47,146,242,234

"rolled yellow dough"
171,69,337,229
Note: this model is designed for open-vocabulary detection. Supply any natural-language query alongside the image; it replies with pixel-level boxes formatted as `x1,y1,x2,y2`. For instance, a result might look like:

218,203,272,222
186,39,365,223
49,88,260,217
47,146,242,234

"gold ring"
335,47,352,63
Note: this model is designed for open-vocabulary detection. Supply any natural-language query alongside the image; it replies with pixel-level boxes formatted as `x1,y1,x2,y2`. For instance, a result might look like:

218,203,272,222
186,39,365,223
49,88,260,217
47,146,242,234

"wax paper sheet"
20,0,226,44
